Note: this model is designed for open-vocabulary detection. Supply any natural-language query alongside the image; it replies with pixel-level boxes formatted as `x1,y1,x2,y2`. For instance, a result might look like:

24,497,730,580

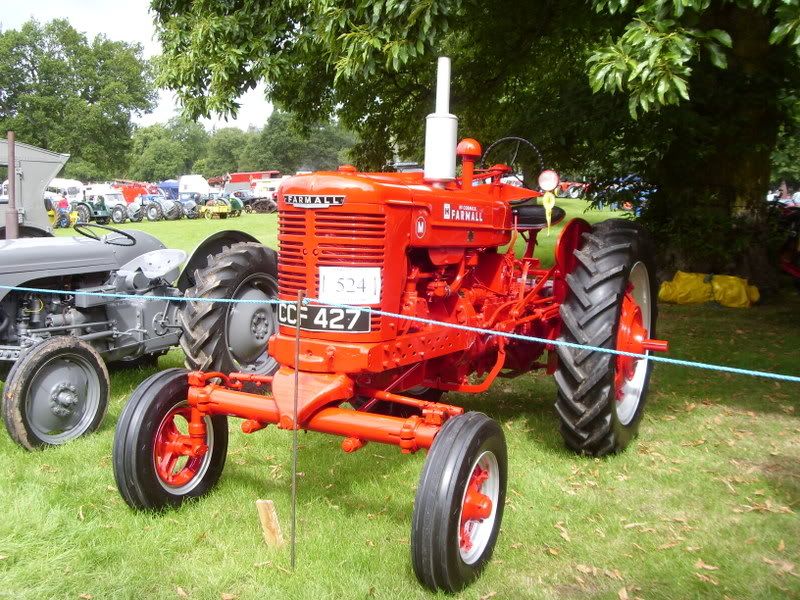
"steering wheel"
480,136,546,186
73,222,137,247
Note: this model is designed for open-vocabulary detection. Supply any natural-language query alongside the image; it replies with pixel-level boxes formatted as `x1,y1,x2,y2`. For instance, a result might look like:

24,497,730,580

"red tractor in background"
113,58,668,592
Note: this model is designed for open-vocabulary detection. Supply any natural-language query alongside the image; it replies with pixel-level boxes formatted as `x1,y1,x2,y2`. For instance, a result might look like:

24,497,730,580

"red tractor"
113,58,668,592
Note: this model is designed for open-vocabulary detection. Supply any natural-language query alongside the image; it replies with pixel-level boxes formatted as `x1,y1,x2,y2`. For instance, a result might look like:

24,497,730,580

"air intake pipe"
423,57,458,182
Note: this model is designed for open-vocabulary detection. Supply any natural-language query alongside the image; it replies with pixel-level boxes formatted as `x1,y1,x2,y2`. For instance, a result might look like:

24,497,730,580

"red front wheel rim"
458,450,499,565
153,403,213,493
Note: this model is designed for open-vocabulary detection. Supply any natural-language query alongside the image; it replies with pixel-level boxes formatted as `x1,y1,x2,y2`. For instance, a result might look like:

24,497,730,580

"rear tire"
411,412,507,592
113,368,228,509
2,336,109,450
75,204,91,224
554,219,658,456
179,242,280,377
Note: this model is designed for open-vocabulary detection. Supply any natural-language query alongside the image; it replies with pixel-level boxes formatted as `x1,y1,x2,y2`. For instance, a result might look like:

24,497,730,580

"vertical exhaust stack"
424,57,458,182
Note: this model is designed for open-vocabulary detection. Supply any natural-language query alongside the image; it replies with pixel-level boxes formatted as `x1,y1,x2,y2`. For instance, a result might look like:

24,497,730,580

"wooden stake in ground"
256,500,285,547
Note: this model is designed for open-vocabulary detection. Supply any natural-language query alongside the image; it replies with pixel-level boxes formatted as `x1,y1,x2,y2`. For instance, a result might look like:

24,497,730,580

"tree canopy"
0,19,156,180
151,0,800,283
127,112,355,180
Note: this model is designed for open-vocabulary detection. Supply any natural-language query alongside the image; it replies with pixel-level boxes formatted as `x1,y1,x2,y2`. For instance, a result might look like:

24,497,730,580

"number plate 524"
277,303,371,333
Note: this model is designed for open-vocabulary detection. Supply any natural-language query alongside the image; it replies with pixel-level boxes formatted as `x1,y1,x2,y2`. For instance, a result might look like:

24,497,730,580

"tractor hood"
0,230,165,302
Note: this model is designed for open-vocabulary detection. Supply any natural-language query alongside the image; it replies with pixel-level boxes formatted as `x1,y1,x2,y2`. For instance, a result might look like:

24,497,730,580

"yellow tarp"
658,271,759,308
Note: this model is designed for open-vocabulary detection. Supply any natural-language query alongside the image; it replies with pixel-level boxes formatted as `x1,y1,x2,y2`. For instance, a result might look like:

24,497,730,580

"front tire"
554,219,658,456
411,412,507,593
179,242,280,377
113,368,228,510
2,336,109,450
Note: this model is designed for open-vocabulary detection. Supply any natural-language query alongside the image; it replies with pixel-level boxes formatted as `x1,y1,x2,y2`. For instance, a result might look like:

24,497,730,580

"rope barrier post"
290,290,304,570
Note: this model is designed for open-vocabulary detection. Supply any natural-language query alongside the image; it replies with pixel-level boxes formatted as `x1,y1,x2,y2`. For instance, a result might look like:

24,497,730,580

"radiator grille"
278,209,386,333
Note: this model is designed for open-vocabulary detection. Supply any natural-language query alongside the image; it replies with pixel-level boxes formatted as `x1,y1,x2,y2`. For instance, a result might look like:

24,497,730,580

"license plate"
277,303,371,333
318,266,381,305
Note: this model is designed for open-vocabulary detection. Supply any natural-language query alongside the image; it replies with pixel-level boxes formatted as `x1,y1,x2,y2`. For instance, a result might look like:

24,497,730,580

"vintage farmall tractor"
113,58,668,592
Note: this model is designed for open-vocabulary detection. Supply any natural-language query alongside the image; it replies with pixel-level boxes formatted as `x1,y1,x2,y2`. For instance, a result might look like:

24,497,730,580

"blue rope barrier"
1,283,798,384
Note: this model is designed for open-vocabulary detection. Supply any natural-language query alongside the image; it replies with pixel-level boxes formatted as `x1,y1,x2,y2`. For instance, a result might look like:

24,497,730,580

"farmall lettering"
284,194,345,208
443,202,484,223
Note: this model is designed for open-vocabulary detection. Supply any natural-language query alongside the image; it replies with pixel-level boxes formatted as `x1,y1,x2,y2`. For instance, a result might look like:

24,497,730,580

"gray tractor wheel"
2,336,109,450
75,204,91,224
111,205,127,224
179,242,280,379
146,203,163,222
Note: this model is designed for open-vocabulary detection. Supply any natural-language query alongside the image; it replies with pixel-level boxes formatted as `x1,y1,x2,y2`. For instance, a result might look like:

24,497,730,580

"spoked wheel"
554,219,662,456
113,368,228,509
180,242,280,378
411,412,507,592
2,336,109,450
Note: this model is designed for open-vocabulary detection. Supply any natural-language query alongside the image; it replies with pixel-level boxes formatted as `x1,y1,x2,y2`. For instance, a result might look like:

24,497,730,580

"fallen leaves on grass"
778,540,786,552
546,546,560,556
79,594,92,599
695,559,719,571
221,594,237,600
762,557,797,576
0,555,7,561
479,592,497,600
736,500,794,514
694,572,719,586
555,522,571,542
176,587,189,598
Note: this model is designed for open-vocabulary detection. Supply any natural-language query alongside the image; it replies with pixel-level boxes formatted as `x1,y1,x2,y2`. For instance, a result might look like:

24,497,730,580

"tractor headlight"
537,169,560,192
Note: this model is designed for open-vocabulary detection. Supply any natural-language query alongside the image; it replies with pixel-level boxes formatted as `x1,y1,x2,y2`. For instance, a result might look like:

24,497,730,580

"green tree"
238,112,355,173
0,18,155,179
127,125,189,181
200,127,249,176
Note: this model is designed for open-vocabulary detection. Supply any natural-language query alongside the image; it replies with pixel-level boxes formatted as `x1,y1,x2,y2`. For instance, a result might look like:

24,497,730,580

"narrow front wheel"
411,412,507,592
113,368,228,510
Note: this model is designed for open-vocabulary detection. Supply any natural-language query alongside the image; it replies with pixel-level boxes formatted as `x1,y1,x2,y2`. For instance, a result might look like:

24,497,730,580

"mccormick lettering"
443,203,485,223
284,194,345,208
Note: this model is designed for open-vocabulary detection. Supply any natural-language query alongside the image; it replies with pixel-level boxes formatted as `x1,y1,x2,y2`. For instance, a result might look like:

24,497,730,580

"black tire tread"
411,412,507,592
178,242,277,374
554,218,657,456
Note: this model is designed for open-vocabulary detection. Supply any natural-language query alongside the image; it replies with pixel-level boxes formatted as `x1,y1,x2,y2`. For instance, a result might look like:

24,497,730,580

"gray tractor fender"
176,230,262,292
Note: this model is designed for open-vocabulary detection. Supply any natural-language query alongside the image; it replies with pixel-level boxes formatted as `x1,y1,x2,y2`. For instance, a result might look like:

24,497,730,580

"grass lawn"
1,204,799,599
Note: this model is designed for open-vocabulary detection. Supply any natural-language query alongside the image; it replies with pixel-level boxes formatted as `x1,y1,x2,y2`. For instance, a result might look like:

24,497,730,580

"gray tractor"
0,224,279,450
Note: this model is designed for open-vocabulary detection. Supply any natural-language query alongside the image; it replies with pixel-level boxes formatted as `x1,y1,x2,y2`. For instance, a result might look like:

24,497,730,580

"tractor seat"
512,203,566,229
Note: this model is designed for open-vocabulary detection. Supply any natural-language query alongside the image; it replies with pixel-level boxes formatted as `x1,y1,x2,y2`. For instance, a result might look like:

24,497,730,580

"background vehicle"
133,193,182,221
177,192,200,219
44,191,77,229
113,59,668,593
178,174,210,198
46,177,84,205
83,184,128,224
0,225,276,450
